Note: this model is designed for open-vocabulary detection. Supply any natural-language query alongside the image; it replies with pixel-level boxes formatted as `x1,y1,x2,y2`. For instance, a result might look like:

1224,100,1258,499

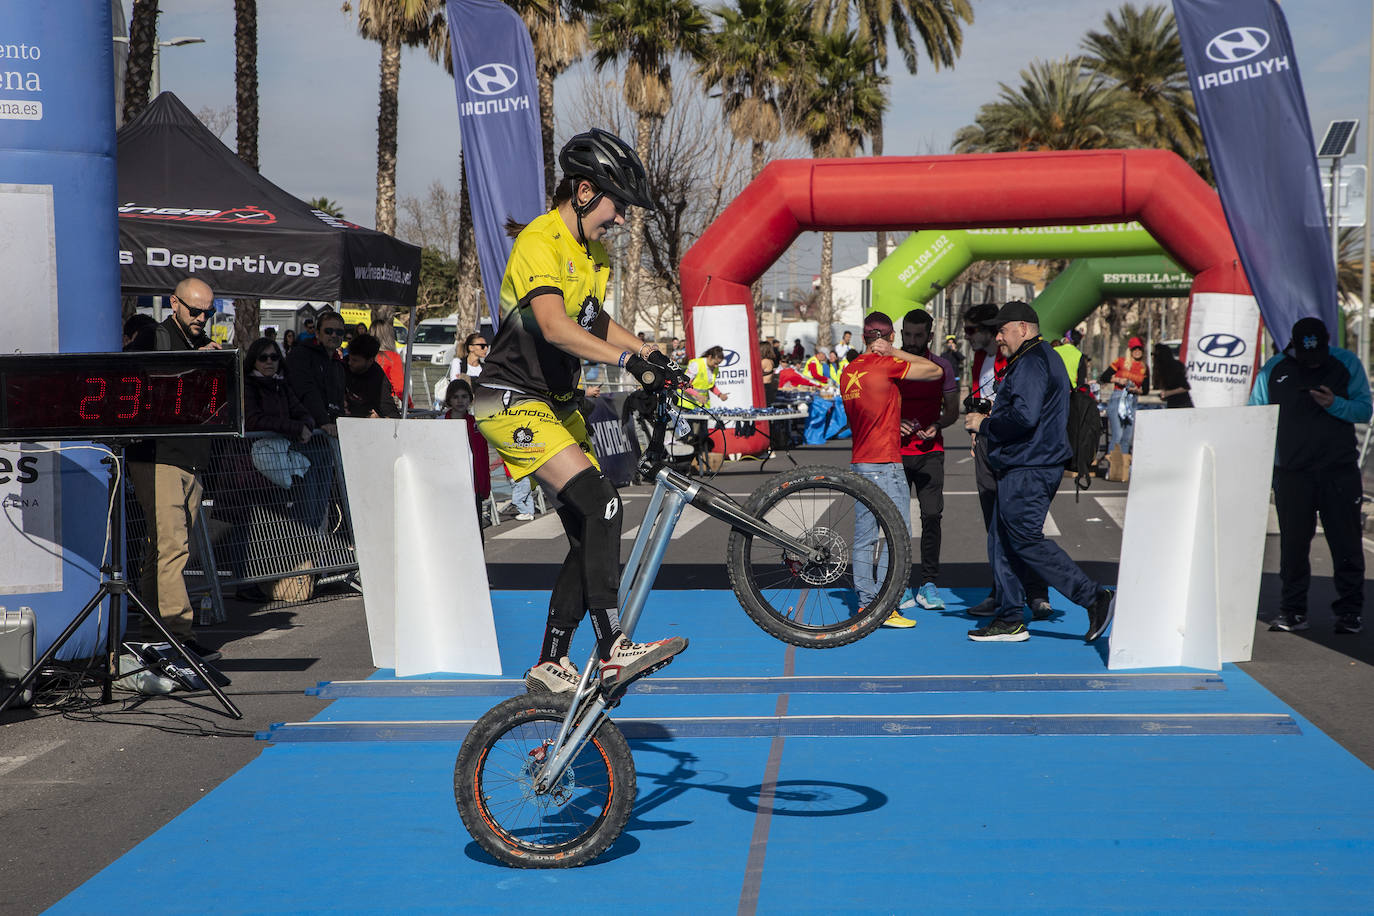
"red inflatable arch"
680,149,1251,425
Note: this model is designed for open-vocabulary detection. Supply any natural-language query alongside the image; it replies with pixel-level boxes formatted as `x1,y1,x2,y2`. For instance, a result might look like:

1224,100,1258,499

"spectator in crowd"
1251,317,1370,635
1152,342,1192,408
840,312,943,628
670,336,687,364
804,348,834,385
287,310,347,436
242,337,332,534
435,332,488,409
1105,336,1149,481
963,303,1054,621
963,301,1116,643
444,378,492,540
942,334,965,381
839,329,853,353
300,317,316,343
122,312,157,349
790,338,805,361
778,358,823,389
683,345,730,407
263,327,278,343
344,333,402,418
282,328,296,353
898,308,959,613
371,319,412,411
124,277,223,662
758,340,779,407
1053,329,1089,391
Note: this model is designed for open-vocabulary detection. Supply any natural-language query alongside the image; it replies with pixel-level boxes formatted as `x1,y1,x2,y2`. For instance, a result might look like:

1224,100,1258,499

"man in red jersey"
840,312,943,628
898,308,959,612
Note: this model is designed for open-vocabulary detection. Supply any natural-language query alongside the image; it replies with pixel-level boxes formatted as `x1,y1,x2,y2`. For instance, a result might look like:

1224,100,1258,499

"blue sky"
148,0,1370,291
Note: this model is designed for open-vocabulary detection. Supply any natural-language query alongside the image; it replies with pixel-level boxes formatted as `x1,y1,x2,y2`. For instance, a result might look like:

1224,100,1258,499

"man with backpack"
963,301,1116,643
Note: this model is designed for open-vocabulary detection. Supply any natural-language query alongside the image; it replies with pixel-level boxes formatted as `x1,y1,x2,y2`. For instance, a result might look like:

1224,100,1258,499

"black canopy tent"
117,93,420,308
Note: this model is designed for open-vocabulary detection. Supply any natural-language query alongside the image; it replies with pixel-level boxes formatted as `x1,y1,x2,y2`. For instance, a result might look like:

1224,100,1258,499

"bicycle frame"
532,461,825,796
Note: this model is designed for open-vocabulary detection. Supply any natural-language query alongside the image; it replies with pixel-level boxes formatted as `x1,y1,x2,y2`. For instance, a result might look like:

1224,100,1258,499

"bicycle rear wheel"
454,693,635,868
726,465,910,648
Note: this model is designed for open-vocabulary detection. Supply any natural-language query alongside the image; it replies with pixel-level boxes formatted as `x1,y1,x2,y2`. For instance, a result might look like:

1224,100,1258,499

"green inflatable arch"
1034,254,1192,339
869,222,1165,318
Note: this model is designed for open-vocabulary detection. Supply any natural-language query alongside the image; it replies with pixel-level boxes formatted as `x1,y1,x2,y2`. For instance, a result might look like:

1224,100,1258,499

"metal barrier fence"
125,431,357,624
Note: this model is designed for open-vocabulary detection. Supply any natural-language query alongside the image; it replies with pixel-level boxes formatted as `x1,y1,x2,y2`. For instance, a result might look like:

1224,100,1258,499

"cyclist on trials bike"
475,128,688,696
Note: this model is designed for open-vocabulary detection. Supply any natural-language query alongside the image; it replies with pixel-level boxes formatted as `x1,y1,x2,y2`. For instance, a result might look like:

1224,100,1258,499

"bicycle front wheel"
726,465,910,648
454,693,636,868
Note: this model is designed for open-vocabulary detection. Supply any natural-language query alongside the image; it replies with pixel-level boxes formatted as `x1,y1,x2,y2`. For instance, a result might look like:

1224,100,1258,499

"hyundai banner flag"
1173,0,1339,348
447,0,545,328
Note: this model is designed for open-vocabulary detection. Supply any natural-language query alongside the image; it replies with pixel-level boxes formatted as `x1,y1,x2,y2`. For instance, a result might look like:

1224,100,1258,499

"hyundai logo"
465,63,518,96
719,348,741,367
1198,333,1247,358
1206,27,1270,64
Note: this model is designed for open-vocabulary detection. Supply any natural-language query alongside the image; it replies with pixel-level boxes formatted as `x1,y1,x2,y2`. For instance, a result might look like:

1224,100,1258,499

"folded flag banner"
1173,0,1339,347
447,0,545,328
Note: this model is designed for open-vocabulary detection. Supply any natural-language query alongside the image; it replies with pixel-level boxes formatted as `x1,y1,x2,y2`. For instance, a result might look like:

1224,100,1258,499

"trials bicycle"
454,384,910,868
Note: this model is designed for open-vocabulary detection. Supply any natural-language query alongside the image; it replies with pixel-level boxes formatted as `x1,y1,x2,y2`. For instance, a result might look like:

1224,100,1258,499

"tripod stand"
0,446,241,719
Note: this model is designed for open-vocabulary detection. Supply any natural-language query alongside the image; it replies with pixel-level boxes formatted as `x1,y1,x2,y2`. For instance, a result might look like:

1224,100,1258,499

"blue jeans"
851,462,911,607
1107,388,1137,453
511,475,536,514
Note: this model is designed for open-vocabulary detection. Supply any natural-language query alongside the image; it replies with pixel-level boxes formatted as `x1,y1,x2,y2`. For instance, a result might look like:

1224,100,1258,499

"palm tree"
786,29,887,348
589,0,710,332
232,0,261,347
122,0,159,125
811,0,972,257
308,197,346,218
522,0,591,204
345,0,447,345
953,57,1145,153
1338,226,1368,303
1078,2,1208,179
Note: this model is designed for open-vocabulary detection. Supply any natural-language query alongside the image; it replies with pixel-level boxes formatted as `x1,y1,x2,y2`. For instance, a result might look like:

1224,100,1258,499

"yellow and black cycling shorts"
474,387,600,482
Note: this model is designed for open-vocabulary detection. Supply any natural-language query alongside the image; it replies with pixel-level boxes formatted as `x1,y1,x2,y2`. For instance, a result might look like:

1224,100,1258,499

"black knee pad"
557,469,623,609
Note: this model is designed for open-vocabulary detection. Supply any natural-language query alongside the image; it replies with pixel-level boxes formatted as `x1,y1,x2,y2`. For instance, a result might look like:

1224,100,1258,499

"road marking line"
0,739,66,778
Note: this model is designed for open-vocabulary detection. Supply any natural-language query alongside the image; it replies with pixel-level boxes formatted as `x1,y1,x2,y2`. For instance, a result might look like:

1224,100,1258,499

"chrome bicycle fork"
532,466,818,794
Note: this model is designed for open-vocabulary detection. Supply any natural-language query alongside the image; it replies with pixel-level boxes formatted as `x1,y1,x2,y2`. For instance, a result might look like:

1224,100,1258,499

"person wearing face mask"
474,128,691,697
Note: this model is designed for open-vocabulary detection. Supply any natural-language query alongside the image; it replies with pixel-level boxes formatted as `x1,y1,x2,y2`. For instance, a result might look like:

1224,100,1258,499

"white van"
406,317,458,362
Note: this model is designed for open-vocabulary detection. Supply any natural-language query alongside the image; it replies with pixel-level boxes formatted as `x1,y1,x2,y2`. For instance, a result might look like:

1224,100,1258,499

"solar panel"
1317,119,1358,159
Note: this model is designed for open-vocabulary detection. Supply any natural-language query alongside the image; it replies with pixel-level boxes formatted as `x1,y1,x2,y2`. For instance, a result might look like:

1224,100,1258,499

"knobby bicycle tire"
726,465,910,648
454,693,635,868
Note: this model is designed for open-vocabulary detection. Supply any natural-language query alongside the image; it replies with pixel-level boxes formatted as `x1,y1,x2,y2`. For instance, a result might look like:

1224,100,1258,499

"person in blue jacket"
963,301,1116,643
1250,316,1371,635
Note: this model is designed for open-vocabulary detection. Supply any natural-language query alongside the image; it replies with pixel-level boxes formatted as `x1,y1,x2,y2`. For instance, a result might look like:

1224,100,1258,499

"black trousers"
903,451,944,583
1273,464,1365,617
973,435,1048,603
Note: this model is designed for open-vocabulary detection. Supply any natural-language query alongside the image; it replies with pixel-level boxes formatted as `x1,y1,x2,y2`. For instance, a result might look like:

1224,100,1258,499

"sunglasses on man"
172,295,214,319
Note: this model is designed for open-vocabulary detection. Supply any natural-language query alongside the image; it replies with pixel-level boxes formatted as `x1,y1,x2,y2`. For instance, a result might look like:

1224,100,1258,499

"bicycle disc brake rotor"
784,527,848,586
523,739,578,805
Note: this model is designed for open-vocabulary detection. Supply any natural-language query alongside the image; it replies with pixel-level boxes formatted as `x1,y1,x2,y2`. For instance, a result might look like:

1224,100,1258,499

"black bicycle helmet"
559,129,653,210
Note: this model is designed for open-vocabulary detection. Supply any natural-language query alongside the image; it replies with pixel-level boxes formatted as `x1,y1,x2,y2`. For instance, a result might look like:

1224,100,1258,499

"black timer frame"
0,351,244,718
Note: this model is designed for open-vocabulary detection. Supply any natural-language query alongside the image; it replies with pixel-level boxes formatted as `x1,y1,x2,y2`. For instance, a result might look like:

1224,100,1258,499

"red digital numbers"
78,376,108,420
116,376,143,419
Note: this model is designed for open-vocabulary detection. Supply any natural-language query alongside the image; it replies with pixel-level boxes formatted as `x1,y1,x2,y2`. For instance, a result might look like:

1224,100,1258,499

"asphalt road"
1,424,1370,915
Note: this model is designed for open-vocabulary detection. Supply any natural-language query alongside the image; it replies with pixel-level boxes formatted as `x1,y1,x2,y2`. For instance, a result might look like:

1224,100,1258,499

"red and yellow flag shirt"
840,353,908,464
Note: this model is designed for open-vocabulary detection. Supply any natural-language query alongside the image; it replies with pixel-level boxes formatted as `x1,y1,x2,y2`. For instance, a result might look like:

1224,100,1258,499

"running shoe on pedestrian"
915,582,945,610
899,588,918,610
1028,597,1054,620
968,619,1029,642
599,636,688,693
515,512,535,521
526,656,581,694
1085,588,1116,642
966,594,998,618
1269,613,1310,632
1334,615,1363,635
880,610,916,629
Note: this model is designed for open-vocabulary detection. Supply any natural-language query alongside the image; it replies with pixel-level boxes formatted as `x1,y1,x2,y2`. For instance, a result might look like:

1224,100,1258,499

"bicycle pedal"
601,655,676,701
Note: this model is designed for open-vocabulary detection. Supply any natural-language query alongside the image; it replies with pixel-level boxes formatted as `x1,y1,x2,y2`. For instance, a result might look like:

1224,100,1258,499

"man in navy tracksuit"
1250,316,1370,635
963,301,1116,643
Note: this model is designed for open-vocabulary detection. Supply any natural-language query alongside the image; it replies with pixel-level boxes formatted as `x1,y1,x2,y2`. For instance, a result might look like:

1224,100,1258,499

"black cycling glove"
625,353,667,391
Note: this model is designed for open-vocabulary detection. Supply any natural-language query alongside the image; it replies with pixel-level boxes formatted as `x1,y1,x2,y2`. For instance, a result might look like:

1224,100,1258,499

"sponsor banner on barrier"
1185,292,1262,408
1174,0,1339,346
692,304,756,409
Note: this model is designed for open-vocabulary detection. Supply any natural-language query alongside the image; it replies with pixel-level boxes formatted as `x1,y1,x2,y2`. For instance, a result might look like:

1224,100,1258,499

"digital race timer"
0,351,243,441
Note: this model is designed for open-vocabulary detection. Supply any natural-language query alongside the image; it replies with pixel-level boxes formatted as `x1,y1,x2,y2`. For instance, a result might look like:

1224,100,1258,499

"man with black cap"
963,302,1054,621
963,301,1116,642
1249,316,1371,635
841,312,944,628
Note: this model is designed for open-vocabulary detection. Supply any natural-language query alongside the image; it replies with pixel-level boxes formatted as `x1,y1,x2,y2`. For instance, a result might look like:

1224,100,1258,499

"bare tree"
570,67,750,336
397,179,484,328
196,105,235,140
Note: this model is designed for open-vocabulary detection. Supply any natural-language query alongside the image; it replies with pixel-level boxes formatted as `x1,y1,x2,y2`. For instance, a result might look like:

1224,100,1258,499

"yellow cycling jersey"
481,209,612,404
